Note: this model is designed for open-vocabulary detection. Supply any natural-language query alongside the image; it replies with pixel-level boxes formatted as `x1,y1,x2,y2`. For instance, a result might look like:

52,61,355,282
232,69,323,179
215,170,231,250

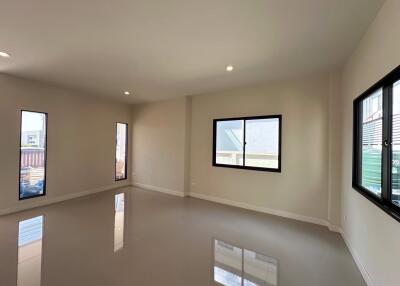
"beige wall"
0,74,131,213
339,1,400,285
189,75,331,222
131,97,190,195
327,72,343,227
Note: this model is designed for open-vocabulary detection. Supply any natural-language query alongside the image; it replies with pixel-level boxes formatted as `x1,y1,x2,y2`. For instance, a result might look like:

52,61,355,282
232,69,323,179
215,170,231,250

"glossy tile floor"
0,187,366,286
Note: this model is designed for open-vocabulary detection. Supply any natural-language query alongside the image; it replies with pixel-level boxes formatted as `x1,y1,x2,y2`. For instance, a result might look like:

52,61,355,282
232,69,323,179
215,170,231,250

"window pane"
216,120,244,166
392,80,400,207
361,89,383,197
20,111,47,199
116,123,128,180
244,118,279,169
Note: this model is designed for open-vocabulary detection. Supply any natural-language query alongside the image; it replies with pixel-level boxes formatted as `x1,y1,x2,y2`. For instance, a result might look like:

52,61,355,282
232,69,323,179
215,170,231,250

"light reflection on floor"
214,239,278,286
17,216,43,286
114,193,125,252
0,187,366,286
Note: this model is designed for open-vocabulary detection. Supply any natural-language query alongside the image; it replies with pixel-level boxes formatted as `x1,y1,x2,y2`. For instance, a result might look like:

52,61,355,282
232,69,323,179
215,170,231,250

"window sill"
213,163,281,173
19,192,46,201
352,183,400,223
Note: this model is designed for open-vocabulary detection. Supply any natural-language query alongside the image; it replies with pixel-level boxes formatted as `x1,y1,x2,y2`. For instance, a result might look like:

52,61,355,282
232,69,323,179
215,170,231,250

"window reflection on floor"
214,239,278,286
244,249,278,286
17,216,44,286
215,266,242,286
114,193,125,252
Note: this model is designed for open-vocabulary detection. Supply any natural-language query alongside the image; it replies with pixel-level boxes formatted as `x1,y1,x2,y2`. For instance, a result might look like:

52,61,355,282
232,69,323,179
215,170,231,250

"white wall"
189,75,331,223
0,74,131,213
131,97,190,196
339,0,400,285
130,74,342,226
327,72,343,228
128,2,400,284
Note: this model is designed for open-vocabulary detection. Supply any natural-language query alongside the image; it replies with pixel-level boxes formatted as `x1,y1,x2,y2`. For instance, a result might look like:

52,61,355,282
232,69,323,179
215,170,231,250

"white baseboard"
189,192,329,227
1,180,370,286
328,224,342,233
132,182,186,197
0,181,131,216
325,225,374,286
340,229,374,286
188,192,370,285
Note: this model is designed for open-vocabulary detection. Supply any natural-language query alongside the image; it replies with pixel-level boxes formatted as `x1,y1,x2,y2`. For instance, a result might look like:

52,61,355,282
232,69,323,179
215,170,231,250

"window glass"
392,80,400,207
216,120,244,166
20,111,47,199
361,89,383,197
245,118,279,169
116,123,127,180
353,67,400,219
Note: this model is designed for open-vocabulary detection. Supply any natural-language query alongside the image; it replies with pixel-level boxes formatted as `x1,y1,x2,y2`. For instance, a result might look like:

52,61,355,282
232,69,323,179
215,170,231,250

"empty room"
0,1,399,285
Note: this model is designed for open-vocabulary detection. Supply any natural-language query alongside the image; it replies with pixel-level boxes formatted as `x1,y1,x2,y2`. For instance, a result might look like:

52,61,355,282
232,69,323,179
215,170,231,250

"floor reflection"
214,239,278,286
114,193,125,252
17,216,44,286
0,188,365,286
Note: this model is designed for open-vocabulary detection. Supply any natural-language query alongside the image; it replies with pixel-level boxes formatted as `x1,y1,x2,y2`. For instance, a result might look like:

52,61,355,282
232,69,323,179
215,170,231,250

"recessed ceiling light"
0,51,10,58
226,65,234,72
124,91,131,95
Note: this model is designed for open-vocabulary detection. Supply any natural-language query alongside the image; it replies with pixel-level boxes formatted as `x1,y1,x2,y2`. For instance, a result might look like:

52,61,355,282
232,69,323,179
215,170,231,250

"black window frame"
115,122,128,181
212,115,282,173
19,110,48,200
353,65,400,222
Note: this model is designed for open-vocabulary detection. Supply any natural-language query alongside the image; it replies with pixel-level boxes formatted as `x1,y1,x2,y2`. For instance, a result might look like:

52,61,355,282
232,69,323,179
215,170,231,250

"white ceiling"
0,0,385,103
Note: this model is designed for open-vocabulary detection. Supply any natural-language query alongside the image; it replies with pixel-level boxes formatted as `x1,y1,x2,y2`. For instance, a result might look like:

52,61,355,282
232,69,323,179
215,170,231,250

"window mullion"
358,103,363,184
382,85,391,202
243,119,246,167
388,84,393,202
353,101,363,185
